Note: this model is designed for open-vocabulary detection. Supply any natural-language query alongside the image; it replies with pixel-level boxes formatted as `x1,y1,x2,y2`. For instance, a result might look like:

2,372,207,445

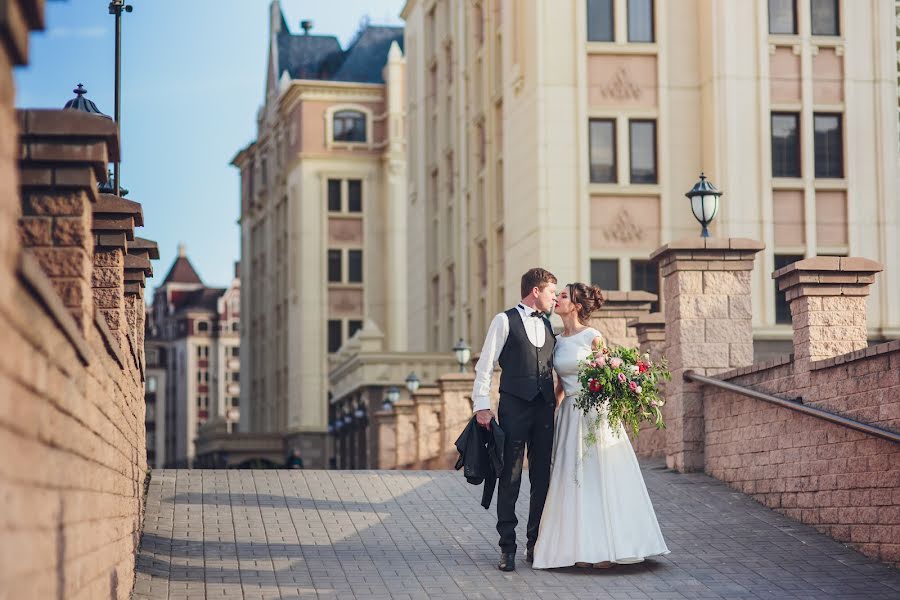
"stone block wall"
0,6,157,597
703,344,900,567
661,249,900,568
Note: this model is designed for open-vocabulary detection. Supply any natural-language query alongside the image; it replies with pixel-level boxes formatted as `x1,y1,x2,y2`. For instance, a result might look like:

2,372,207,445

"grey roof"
276,25,403,84
277,33,342,80
331,26,404,84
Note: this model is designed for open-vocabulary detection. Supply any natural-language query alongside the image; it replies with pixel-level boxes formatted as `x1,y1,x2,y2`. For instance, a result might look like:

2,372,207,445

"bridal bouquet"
573,345,671,444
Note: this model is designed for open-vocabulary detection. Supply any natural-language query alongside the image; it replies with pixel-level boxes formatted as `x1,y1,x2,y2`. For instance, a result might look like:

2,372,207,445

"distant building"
144,245,240,468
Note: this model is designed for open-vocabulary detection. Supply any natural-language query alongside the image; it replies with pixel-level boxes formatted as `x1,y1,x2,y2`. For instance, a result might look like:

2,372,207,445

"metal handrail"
683,370,900,445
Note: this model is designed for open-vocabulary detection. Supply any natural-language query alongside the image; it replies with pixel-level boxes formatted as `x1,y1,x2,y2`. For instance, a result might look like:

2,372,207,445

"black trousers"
496,391,555,554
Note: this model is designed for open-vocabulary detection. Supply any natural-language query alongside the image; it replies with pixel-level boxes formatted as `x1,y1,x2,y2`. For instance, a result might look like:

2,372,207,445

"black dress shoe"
525,548,534,563
498,552,516,571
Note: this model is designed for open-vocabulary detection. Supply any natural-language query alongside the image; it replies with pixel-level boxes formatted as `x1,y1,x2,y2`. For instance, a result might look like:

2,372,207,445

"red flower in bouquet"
588,378,602,393
638,361,649,373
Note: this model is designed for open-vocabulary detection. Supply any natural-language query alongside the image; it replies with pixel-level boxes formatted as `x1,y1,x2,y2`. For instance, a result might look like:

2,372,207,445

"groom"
472,267,558,571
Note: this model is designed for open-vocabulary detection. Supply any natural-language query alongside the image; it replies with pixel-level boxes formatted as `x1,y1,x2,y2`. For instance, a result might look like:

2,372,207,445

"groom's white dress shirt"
471,304,547,413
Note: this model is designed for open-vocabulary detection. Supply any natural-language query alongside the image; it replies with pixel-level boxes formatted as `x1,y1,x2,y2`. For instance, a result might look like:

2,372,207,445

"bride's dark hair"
568,282,605,322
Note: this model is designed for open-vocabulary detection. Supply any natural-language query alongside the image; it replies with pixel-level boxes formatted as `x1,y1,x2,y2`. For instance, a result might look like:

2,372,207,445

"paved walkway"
135,460,900,600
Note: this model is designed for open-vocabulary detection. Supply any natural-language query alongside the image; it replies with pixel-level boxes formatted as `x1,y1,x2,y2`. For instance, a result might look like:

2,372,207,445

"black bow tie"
529,312,545,319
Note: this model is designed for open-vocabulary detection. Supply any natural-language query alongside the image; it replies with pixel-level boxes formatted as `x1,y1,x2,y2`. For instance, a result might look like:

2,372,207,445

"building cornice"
278,80,386,115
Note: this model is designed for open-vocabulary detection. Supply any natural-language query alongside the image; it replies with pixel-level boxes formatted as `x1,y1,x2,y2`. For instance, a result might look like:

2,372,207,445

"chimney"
300,20,313,35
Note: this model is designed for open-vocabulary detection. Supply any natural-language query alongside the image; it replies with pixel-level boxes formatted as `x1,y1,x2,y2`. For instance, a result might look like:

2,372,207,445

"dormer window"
333,110,366,142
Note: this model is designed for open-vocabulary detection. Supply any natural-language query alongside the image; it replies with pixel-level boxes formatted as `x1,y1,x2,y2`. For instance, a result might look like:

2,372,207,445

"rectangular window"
768,0,796,34
589,119,616,183
587,0,614,41
348,250,363,283
146,376,157,393
590,259,619,291
774,254,803,323
631,259,660,312
810,0,839,36
348,320,363,339
347,179,362,212
629,120,657,184
230,346,239,358
627,0,654,42
813,113,843,178
327,179,341,211
327,320,342,353
771,113,801,177
327,249,342,283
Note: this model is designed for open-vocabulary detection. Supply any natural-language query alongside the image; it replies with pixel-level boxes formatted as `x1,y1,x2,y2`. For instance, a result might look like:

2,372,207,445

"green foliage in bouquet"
573,345,671,445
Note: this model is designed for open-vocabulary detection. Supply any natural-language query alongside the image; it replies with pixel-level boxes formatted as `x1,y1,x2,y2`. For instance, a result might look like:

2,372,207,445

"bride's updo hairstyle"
568,282,605,322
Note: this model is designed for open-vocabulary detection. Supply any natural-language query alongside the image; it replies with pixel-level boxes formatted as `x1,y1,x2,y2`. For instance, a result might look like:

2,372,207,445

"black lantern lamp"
405,372,420,394
453,338,471,373
685,173,722,238
382,386,400,411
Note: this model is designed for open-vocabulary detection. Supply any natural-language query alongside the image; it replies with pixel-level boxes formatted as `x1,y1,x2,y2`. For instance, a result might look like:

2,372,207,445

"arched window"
333,110,366,142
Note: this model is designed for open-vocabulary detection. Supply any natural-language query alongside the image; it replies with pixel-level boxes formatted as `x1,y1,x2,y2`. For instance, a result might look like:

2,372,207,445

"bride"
531,282,669,569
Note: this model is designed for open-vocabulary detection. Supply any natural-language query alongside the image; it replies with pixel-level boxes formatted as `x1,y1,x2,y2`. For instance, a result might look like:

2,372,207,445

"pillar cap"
773,256,883,299
650,237,764,261
627,312,666,329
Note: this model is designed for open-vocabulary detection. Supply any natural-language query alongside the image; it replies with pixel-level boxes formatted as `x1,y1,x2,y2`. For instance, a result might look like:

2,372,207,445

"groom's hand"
475,409,494,429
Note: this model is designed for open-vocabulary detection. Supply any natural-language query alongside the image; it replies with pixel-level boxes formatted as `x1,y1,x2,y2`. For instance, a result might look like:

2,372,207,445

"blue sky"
14,0,404,288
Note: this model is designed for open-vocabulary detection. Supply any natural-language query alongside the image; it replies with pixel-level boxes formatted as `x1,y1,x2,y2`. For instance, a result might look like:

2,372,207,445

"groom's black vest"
498,308,556,403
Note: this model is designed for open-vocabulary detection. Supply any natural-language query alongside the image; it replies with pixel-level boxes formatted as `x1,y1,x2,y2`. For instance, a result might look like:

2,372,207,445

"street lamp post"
685,173,722,238
453,338,471,373
382,386,400,411
108,0,133,195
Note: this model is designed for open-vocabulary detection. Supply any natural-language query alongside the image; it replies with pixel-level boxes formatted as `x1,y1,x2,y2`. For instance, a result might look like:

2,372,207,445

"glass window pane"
630,259,660,312
327,249,342,282
333,110,366,142
587,0,614,41
327,179,341,211
814,113,843,178
768,0,796,34
810,0,839,35
348,320,363,338
327,320,342,353
348,250,363,283
771,113,801,177
590,259,619,291
348,180,362,212
589,119,616,183
629,120,657,184
628,0,654,42
774,254,804,324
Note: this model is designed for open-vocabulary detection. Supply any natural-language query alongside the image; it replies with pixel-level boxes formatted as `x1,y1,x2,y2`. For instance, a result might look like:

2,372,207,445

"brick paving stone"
134,461,900,599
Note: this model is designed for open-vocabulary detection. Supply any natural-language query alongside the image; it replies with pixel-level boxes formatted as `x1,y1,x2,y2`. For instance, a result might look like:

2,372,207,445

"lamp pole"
109,0,132,195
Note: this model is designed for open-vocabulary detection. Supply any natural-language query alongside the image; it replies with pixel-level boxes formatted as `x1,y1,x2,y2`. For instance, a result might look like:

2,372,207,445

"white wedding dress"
531,327,669,569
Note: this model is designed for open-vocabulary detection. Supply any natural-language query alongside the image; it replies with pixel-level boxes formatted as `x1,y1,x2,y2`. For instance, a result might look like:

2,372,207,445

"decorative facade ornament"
602,208,645,244
599,67,642,102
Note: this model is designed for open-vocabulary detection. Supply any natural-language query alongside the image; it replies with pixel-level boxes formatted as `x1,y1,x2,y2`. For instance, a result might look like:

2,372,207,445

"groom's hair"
520,267,557,298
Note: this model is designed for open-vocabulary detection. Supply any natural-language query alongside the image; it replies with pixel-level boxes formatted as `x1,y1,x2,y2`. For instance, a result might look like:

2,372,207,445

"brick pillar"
650,238,764,472
773,256,883,366
18,109,119,336
413,387,442,468
588,291,656,348
436,373,475,468
393,396,418,468
372,409,397,469
629,312,666,358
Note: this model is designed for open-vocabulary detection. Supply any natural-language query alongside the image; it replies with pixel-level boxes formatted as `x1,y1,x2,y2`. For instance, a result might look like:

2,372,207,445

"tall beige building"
232,2,407,467
402,0,900,356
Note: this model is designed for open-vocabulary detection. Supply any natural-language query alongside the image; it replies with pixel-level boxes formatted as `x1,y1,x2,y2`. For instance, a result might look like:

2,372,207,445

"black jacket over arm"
454,416,506,509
